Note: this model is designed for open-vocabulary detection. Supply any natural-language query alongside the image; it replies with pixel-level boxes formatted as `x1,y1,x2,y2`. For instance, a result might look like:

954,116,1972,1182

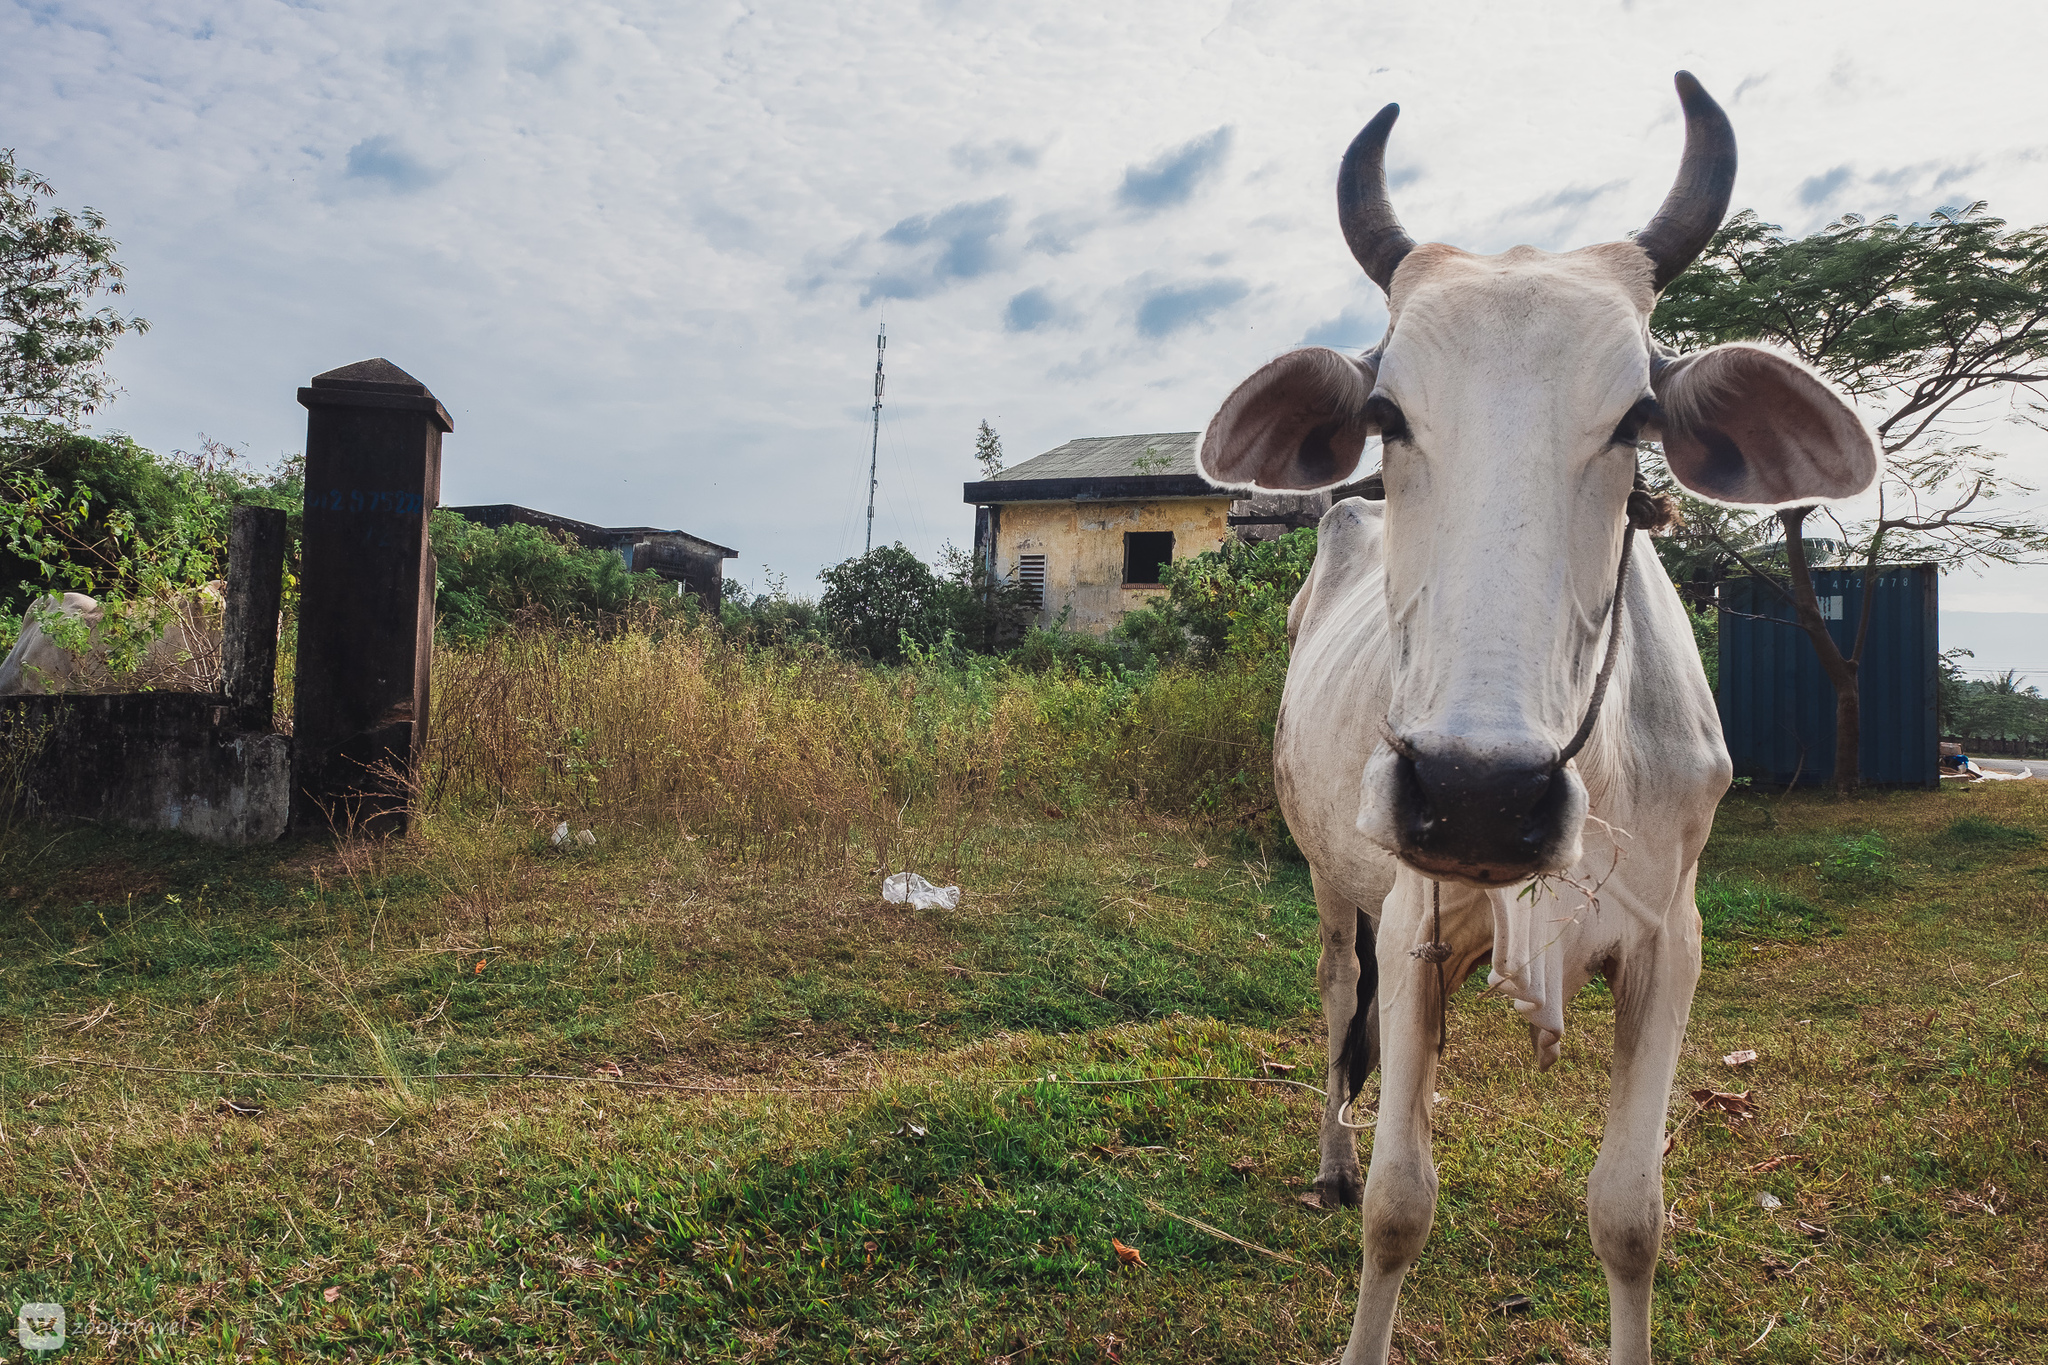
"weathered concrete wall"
995,498,1231,634
3,693,290,844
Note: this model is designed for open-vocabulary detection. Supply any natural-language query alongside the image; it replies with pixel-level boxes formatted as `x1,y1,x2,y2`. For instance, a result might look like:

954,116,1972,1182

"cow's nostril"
1392,750,1434,846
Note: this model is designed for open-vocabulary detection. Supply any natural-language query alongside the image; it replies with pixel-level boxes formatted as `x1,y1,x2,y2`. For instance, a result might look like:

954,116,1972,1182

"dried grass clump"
426,624,1281,870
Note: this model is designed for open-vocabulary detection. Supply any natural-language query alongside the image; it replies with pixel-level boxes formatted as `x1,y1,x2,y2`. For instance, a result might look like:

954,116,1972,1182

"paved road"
1972,757,2048,778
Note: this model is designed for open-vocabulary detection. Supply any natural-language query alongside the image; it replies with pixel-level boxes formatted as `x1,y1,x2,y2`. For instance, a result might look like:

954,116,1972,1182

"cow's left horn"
1635,71,1737,291
1338,104,1415,292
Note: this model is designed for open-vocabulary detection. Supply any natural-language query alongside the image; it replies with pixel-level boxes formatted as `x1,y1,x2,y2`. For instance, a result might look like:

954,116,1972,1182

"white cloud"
4,0,2047,597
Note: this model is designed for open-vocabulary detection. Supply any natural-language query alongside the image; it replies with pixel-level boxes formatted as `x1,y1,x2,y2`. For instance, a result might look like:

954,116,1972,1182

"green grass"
2,781,2046,1361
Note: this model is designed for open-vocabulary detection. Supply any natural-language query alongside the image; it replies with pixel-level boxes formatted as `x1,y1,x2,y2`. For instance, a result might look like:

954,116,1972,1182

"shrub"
818,543,950,664
430,510,673,642
720,570,830,648
932,542,1037,653
1159,527,1316,663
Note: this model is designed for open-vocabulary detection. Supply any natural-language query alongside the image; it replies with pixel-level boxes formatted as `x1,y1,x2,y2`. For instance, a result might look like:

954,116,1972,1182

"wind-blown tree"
1651,205,2048,791
2,149,147,426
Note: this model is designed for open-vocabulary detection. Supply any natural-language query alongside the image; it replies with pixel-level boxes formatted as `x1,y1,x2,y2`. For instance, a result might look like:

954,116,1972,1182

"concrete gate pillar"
221,504,288,733
290,358,451,834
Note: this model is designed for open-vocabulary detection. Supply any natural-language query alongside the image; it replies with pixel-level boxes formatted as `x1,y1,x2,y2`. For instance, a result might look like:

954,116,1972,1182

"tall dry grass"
425,624,1282,873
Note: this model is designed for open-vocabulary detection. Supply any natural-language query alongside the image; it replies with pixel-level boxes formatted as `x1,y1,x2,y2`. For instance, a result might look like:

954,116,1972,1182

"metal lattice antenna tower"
865,322,886,555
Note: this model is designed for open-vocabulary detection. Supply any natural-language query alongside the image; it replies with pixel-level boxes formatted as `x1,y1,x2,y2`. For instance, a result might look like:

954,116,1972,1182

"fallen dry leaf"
1227,1158,1257,1175
1495,1293,1533,1314
1111,1236,1146,1268
1259,1060,1296,1075
593,1062,624,1079
1296,1192,1326,1211
322,1286,342,1303
1749,1153,1802,1173
1723,1049,1759,1067
1794,1220,1829,1239
475,959,486,974
1689,1088,1757,1120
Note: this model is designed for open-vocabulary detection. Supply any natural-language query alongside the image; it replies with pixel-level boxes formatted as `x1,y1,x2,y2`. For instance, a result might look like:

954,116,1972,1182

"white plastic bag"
882,872,960,911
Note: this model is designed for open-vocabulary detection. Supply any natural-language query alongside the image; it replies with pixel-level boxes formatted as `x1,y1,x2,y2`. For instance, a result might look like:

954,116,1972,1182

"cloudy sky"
7,0,2048,638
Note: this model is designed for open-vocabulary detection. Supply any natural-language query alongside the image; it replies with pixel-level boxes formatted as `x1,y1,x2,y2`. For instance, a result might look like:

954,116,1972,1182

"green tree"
1947,670,2048,747
974,420,1003,479
1652,205,2048,791
818,543,949,663
2,151,147,424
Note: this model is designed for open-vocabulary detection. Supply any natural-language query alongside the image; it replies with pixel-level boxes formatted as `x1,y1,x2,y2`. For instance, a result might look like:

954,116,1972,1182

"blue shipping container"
1717,564,1939,788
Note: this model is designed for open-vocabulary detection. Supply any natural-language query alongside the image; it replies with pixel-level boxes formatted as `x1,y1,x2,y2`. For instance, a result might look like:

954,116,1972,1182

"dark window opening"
1123,531,1174,585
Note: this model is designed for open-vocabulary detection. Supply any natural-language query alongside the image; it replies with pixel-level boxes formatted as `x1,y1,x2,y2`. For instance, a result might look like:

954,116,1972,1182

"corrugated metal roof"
989,432,1201,482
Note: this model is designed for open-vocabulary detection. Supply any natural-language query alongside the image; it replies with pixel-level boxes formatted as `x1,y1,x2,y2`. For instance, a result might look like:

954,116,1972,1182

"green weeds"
1695,873,1838,947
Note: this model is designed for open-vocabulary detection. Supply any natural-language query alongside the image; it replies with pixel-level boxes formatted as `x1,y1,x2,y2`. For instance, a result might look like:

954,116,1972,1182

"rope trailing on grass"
14,1055,1330,1101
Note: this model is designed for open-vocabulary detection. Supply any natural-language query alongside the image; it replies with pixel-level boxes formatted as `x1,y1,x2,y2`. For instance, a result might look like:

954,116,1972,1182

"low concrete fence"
3,357,448,845
6,692,290,844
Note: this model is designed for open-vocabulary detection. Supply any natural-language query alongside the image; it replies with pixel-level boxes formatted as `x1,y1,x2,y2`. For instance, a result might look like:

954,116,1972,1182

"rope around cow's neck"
1556,470,1676,766
1554,523,1637,767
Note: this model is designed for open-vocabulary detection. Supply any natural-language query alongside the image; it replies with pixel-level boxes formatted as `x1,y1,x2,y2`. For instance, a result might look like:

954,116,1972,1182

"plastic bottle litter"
551,822,570,845
882,872,961,910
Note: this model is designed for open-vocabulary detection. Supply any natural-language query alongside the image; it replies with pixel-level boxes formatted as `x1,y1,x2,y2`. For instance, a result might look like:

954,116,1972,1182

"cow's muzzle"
1358,734,1587,886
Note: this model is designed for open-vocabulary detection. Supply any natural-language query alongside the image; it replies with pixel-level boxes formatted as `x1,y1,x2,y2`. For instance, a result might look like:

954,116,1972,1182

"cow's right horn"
1338,104,1415,292
1635,71,1738,292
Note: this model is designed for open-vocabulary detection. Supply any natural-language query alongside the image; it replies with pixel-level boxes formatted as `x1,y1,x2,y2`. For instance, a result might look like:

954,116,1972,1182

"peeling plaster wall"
994,497,1230,634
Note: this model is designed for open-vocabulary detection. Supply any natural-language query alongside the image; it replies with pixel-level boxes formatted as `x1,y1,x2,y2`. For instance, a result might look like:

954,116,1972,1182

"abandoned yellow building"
964,432,1328,634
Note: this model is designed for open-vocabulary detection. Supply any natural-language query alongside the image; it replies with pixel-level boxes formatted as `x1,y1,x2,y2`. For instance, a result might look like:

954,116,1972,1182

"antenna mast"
865,322,886,554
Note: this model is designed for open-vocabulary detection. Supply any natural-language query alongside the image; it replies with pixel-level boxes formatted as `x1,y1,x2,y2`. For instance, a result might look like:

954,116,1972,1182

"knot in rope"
1626,471,1681,533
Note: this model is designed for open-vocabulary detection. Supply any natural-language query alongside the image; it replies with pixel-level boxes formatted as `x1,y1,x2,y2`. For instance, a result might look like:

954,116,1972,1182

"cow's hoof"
1316,1166,1364,1209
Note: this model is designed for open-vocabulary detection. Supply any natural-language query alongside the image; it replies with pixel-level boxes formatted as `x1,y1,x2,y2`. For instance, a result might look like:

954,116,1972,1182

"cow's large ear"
1649,343,1879,507
1197,347,1378,491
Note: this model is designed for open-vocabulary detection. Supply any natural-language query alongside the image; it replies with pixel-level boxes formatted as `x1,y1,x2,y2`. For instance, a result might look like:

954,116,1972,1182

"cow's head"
1198,73,1878,887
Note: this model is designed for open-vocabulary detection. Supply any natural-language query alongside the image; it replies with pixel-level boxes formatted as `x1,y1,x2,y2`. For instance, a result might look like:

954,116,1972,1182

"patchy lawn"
1,782,2044,1362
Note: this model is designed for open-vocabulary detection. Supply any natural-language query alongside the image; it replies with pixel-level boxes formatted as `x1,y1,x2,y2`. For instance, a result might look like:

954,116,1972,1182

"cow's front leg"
1587,887,1702,1365
1343,874,1450,1365
1311,869,1377,1207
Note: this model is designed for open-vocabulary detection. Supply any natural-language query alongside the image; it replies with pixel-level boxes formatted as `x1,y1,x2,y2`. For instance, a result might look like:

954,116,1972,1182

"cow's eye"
1611,397,1661,447
1365,394,1410,443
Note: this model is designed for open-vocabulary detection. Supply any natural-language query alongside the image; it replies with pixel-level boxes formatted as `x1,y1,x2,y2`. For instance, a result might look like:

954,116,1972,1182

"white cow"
1197,75,1876,1365
0,587,224,695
